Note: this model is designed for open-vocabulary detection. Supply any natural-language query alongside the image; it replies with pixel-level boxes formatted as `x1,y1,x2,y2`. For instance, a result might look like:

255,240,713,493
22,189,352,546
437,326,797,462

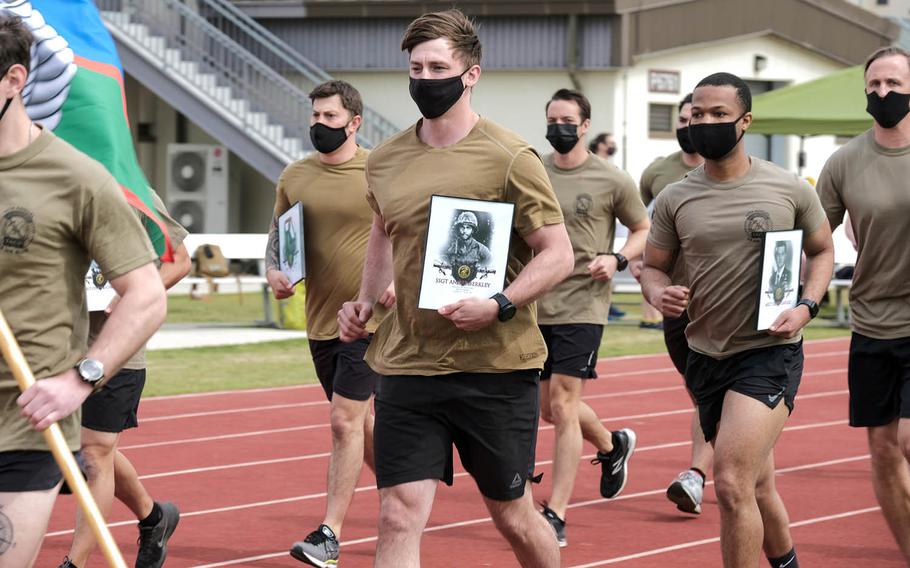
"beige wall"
123,74,276,234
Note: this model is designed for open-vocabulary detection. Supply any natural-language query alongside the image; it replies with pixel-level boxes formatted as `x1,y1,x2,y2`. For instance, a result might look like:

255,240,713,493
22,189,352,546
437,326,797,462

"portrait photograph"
418,195,514,310
756,229,803,331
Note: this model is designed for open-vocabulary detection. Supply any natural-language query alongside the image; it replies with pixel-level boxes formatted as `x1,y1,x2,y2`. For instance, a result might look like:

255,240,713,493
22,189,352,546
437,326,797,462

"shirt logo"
0,207,36,254
743,210,772,242
575,194,593,218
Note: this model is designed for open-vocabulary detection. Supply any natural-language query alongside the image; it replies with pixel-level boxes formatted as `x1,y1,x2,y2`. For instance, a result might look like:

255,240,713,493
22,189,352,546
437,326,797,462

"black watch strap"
491,292,517,322
598,252,628,271
796,298,819,319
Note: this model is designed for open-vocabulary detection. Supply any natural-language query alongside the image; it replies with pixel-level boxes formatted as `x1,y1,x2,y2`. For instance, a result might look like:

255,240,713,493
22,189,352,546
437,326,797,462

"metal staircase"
95,0,399,182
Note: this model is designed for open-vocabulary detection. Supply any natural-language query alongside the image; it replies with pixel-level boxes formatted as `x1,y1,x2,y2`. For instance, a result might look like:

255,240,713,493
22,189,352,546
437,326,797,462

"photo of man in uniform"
443,210,492,283
768,240,793,304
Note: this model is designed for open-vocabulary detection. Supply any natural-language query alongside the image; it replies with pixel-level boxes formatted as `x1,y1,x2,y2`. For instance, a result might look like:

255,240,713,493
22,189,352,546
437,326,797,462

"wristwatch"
796,298,819,319
75,358,105,387
491,292,517,322
606,252,629,272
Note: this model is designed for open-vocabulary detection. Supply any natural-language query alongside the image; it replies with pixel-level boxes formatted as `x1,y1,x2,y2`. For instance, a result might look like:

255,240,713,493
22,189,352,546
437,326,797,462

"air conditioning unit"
165,144,230,233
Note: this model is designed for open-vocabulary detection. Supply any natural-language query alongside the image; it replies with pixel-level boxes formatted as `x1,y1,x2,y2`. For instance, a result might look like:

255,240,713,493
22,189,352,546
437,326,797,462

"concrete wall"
124,75,276,234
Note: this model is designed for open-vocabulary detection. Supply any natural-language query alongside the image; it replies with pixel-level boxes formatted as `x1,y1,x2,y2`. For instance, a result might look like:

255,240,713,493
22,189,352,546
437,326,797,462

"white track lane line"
188,454,873,568
567,505,882,567
44,415,854,539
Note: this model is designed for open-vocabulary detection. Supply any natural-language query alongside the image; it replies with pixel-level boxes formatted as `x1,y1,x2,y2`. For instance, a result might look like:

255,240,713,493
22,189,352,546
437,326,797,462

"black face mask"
606,145,617,156
409,69,468,119
866,90,910,129
676,126,697,154
546,123,579,154
309,121,350,154
688,114,746,161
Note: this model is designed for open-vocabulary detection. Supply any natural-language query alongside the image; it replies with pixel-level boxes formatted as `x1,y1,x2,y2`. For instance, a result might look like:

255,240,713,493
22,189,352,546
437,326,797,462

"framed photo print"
756,229,803,331
85,260,116,312
278,201,306,286
418,195,515,311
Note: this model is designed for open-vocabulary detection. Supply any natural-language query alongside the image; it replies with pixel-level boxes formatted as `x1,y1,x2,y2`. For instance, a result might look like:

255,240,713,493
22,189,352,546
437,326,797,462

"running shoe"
593,428,637,498
57,558,77,568
136,501,180,568
290,524,340,567
540,504,567,548
667,469,704,514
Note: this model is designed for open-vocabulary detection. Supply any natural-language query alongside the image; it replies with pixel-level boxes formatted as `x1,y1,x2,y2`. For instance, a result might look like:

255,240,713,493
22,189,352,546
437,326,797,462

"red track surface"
35,337,904,567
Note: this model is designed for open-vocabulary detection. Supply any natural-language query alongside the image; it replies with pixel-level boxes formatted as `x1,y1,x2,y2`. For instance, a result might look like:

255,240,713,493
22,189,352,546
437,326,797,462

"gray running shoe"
290,524,339,567
540,505,567,548
667,469,704,514
593,428,637,498
136,501,180,568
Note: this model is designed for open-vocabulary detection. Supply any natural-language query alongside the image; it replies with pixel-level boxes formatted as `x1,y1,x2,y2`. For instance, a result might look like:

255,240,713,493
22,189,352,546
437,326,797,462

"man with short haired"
588,132,617,160
266,80,391,568
635,93,713,515
536,87,649,547
0,14,167,568
642,72,834,568
817,46,910,562
338,9,573,568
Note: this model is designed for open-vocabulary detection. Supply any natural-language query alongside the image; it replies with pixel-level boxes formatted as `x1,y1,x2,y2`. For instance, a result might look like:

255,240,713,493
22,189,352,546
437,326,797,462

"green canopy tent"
750,65,872,137
750,65,872,175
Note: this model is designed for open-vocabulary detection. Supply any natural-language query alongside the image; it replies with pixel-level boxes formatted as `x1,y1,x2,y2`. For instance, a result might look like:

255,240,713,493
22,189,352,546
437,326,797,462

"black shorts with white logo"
309,336,380,402
81,368,146,433
0,450,82,492
374,370,540,501
663,311,691,376
848,332,910,427
685,342,803,442
539,324,603,380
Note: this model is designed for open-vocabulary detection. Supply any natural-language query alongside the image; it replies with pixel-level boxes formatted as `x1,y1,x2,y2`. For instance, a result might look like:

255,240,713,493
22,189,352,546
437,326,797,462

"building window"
648,103,675,137
877,0,888,5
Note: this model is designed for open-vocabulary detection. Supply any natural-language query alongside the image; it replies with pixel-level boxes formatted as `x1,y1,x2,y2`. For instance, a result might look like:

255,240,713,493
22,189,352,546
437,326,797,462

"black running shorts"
309,336,380,402
539,324,603,380
848,332,910,427
663,311,691,376
82,368,145,433
0,450,82,492
685,342,803,442
374,370,540,501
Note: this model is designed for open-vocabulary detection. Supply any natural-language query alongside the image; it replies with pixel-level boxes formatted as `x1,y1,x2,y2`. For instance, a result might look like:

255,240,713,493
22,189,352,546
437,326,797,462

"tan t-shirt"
817,130,910,340
364,117,564,375
88,191,189,370
0,130,157,451
274,147,378,340
649,157,826,359
640,151,695,285
537,153,647,325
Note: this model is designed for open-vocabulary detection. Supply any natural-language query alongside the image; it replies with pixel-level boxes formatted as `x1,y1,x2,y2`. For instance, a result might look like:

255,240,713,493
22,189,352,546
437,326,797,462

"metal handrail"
201,0,399,145
95,0,398,151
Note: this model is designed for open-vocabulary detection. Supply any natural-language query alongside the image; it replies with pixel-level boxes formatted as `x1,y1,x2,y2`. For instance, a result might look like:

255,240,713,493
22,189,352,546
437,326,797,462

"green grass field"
144,292,850,397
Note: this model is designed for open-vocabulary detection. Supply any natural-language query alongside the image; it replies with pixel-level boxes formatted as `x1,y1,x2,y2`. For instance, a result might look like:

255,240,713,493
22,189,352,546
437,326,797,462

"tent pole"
798,135,806,177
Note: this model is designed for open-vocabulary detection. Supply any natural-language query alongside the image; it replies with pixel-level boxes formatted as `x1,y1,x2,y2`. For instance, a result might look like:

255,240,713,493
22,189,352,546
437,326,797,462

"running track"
36,337,905,567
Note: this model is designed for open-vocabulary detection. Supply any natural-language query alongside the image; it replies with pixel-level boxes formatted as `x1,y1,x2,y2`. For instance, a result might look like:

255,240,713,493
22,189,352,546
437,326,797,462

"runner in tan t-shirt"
264,81,392,568
0,16,166,568
642,73,833,568
817,47,910,563
62,191,190,568
534,88,649,546
636,93,713,516
337,10,572,567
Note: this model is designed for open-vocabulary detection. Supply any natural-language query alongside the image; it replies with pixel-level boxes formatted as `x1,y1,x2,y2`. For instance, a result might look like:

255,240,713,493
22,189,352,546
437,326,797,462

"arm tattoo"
266,214,280,271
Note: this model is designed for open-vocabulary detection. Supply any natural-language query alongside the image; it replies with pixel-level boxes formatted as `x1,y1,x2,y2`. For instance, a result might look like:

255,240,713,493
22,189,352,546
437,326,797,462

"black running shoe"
592,428,637,499
57,557,78,568
540,504,567,548
136,501,180,568
290,524,339,567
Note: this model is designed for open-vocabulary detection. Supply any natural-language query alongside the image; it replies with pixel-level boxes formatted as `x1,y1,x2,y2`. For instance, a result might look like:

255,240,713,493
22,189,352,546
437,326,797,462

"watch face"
78,358,104,382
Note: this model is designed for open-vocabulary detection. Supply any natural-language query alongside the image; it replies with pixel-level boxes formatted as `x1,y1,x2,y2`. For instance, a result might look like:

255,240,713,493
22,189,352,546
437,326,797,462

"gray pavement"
147,323,307,351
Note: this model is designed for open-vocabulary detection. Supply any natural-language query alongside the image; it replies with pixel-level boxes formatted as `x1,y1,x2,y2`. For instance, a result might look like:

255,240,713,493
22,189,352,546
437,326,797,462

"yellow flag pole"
0,309,127,568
